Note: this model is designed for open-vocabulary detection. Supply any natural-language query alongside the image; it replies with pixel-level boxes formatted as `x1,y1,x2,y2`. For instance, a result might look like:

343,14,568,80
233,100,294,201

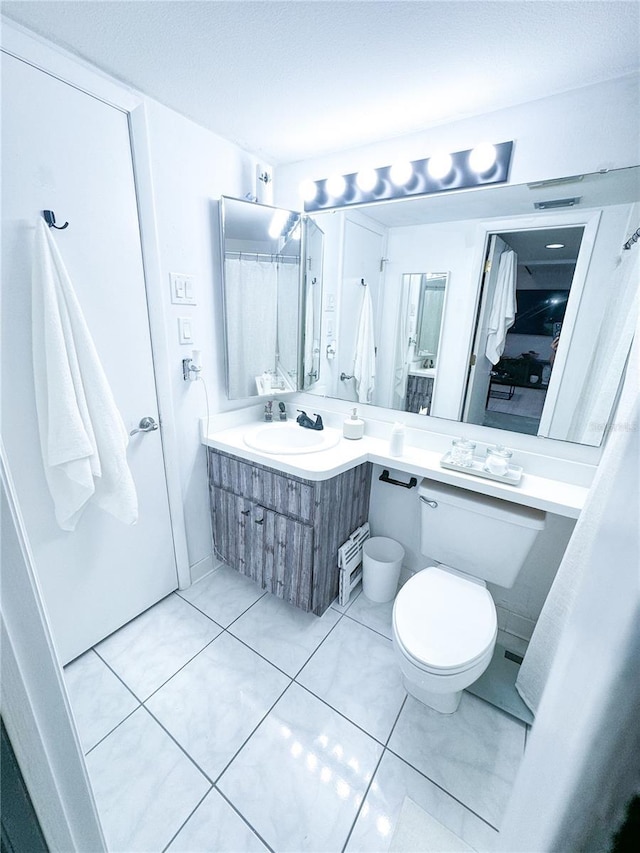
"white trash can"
362,537,405,603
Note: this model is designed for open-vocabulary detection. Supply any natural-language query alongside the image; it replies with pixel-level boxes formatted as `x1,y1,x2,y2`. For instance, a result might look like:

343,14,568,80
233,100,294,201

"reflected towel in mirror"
485,248,517,365
353,284,376,403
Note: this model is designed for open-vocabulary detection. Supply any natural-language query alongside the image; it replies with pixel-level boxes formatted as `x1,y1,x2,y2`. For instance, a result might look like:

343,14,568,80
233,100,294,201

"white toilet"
392,478,546,714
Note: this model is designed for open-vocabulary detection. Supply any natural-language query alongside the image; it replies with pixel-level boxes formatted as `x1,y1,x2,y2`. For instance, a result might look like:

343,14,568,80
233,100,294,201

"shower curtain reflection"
224,258,278,398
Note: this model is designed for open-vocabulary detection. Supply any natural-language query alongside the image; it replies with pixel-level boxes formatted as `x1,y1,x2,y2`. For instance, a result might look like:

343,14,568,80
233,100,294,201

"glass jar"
450,437,476,468
484,445,513,476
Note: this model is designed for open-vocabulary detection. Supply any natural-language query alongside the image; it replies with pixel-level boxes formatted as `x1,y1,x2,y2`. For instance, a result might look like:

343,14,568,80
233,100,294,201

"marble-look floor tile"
147,632,290,780
228,593,341,676
85,707,209,852
64,649,139,753
95,593,221,700
297,617,406,742
178,564,266,628
388,693,526,828
167,788,268,852
345,592,395,640
218,683,383,852
331,583,362,614
346,750,498,853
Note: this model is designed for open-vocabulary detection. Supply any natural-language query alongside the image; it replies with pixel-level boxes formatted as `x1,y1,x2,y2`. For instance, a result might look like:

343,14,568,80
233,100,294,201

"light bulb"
389,161,413,186
546,243,565,249
356,168,378,192
326,174,346,197
300,179,318,203
268,210,287,239
427,152,453,180
469,143,497,174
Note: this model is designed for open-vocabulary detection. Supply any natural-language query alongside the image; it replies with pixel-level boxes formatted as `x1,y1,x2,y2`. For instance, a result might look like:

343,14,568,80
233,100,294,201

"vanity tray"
440,452,523,485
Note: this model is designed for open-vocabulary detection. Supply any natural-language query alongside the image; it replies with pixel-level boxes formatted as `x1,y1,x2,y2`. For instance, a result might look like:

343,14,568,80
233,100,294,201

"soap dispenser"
343,408,365,440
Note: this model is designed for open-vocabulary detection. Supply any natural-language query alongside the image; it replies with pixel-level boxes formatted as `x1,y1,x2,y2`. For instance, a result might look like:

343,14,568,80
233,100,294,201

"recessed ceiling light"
546,243,565,249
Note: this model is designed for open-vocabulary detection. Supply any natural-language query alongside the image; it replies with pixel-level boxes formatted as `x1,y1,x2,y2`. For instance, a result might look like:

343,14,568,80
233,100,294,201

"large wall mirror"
307,166,639,446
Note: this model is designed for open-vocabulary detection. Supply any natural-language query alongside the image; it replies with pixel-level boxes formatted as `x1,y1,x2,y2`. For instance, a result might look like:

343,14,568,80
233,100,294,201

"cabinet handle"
254,517,264,525
241,509,250,516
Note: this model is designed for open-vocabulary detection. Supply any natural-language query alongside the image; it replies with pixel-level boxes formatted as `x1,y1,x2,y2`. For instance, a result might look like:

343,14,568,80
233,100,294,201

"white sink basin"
243,422,341,455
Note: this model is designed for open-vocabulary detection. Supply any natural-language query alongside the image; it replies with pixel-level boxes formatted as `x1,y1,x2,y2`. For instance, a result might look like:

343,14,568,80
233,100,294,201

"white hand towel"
393,279,411,404
485,249,517,365
32,218,138,530
353,285,376,404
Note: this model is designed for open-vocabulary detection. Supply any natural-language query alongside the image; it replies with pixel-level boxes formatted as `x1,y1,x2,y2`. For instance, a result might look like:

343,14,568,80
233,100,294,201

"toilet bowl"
391,478,546,714
393,565,497,713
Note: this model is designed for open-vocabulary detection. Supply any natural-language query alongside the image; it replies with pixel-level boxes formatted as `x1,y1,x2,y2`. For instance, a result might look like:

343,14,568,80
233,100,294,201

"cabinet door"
262,509,314,611
211,486,250,574
211,487,313,609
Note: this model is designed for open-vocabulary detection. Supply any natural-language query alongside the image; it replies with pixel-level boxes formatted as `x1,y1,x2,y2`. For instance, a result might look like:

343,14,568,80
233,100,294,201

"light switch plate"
178,317,194,345
170,273,196,305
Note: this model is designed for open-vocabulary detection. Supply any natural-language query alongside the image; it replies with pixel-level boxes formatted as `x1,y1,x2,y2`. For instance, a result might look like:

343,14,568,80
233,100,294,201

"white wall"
140,100,268,580
275,74,640,209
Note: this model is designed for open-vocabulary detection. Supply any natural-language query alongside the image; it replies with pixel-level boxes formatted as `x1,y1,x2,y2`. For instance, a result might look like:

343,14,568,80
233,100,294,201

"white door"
1,53,178,664
462,235,509,423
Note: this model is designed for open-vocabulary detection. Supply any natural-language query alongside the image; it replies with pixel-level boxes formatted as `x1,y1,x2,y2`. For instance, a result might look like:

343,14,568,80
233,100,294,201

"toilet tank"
419,478,546,587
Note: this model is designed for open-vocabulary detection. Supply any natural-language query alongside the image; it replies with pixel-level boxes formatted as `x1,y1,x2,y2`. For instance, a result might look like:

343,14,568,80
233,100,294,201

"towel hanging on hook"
42,210,69,230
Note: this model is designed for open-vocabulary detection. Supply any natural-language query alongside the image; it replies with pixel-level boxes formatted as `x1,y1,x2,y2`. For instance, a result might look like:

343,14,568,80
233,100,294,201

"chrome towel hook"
43,210,69,230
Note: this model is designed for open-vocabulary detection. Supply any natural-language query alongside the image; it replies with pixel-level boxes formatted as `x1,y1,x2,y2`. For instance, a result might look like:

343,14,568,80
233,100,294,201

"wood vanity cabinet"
208,449,371,615
405,374,434,414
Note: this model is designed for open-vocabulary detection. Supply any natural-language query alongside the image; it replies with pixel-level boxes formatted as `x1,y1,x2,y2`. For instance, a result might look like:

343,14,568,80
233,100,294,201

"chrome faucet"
296,410,324,430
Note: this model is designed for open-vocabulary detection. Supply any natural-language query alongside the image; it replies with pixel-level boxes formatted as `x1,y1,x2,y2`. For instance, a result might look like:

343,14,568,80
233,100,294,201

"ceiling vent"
527,175,585,189
534,197,582,210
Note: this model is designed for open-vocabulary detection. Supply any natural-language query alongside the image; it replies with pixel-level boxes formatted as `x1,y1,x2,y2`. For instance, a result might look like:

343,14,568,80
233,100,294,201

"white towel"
353,285,376,404
393,278,411,405
485,249,517,365
32,218,138,531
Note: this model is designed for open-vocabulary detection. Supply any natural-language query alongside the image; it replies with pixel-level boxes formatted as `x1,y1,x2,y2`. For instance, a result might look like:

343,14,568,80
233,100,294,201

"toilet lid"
394,567,496,671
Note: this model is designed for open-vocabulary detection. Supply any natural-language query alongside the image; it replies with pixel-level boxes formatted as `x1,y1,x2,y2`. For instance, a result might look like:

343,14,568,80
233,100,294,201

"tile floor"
64,565,528,853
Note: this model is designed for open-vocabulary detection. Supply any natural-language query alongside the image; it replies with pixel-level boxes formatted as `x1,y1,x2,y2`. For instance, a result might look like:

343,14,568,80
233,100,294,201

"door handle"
130,416,159,436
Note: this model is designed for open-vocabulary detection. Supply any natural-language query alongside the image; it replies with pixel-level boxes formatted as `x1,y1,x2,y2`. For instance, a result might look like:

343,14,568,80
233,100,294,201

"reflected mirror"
308,166,639,445
302,218,324,389
220,197,304,399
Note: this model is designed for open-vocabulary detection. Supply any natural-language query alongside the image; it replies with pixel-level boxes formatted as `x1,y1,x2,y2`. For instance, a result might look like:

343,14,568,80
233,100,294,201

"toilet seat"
393,566,497,673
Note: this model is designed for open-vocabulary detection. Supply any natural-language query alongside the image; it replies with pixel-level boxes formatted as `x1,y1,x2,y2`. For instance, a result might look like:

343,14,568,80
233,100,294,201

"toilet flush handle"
419,496,438,508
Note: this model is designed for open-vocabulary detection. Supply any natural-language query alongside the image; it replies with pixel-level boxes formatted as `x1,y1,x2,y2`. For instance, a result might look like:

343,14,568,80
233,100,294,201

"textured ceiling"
3,1,639,165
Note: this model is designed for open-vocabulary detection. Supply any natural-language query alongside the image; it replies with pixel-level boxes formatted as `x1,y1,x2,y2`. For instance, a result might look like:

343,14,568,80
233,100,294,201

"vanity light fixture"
468,143,497,174
326,174,347,197
389,161,413,186
300,141,513,212
300,179,318,203
427,152,453,180
268,209,288,238
356,168,379,192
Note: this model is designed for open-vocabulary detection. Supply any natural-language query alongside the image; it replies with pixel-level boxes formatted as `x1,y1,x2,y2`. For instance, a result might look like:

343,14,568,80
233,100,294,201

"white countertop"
408,367,436,378
202,419,588,519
